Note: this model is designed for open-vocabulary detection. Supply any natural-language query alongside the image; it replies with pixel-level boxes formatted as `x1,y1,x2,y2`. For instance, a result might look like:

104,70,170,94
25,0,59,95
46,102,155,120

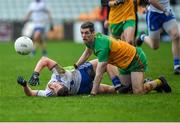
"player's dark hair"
139,0,150,7
81,21,95,32
57,85,69,96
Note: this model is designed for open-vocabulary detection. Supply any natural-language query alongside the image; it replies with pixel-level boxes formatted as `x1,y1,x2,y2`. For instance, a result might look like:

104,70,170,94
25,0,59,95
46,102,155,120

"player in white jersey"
17,57,118,97
136,0,180,74
24,0,53,56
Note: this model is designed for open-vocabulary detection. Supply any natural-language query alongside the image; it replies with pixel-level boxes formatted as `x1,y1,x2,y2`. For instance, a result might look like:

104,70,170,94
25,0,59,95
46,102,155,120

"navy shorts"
77,62,95,94
146,10,175,31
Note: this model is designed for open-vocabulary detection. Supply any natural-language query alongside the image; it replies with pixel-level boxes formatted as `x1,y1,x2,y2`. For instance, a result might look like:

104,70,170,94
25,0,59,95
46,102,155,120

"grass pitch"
0,41,180,122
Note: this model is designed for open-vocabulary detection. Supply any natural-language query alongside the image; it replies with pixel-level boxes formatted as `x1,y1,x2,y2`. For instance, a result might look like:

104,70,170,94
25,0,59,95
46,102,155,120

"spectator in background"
24,0,53,56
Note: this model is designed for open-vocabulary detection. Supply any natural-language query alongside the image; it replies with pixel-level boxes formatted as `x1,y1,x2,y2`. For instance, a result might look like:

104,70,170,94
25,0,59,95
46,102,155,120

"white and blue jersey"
37,62,95,97
149,0,170,13
27,0,49,32
146,0,176,31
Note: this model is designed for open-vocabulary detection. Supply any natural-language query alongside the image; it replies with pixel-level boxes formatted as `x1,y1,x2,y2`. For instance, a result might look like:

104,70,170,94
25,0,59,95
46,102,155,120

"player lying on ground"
17,57,119,97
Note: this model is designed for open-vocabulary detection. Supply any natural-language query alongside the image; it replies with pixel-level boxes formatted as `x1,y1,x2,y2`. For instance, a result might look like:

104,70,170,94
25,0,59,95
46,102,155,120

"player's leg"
121,20,136,45
33,27,47,56
109,22,124,39
39,32,47,56
119,74,131,86
122,26,135,45
128,47,147,94
131,72,145,94
89,59,122,90
144,30,161,49
106,64,122,90
118,74,133,93
31,30,37,56
98,84,116,94
136,11,162,49
144,76,171,93
163,19,180,74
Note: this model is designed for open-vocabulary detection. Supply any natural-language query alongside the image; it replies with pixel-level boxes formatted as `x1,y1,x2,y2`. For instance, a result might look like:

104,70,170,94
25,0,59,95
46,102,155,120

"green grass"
0,41,180,122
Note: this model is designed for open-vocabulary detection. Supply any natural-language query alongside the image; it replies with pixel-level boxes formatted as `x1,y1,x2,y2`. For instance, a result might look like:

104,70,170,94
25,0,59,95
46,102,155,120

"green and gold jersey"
108,0,136,24
86,33,136,69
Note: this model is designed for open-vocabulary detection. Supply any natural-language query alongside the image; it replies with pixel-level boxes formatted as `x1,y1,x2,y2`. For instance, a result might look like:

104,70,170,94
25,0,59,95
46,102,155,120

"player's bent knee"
172,33,180,42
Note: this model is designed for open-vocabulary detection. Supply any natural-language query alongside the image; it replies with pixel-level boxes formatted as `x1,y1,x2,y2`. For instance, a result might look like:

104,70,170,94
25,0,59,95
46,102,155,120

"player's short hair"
57,85,69,96
81,21,95,32
139,0,149,6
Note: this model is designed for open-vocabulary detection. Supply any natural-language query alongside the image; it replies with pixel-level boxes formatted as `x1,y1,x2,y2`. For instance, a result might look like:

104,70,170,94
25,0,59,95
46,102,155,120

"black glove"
28,72,40,86
73,64,78,69
17,76,27,87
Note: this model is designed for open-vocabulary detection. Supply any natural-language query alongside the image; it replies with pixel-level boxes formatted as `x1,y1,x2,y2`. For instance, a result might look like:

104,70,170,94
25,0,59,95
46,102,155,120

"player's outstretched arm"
34,56,57,73
75,48,92,68
29,57,58,86
91,62,107,95
17,76,37,96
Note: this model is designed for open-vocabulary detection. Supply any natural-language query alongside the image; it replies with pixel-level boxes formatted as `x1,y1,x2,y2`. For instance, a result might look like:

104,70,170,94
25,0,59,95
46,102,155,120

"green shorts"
120,47,148,75
110,20,135,38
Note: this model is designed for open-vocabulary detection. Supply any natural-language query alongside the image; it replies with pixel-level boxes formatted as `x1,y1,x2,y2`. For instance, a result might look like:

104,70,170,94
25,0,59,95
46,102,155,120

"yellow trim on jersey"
108,37,136,69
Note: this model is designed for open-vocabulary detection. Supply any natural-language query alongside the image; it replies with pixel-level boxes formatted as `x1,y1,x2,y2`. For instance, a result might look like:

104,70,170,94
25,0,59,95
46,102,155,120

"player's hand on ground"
88,93,96,97
28,72,40,86
17,76,27,87
83,94,96,98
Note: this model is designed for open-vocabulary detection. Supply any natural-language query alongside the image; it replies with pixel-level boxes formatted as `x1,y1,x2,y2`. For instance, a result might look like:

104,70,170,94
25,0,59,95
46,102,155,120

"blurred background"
0,0,179,43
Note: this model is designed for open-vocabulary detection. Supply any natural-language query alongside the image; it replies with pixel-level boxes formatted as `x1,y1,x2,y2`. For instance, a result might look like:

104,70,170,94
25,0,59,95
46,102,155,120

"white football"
14,36,33,55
